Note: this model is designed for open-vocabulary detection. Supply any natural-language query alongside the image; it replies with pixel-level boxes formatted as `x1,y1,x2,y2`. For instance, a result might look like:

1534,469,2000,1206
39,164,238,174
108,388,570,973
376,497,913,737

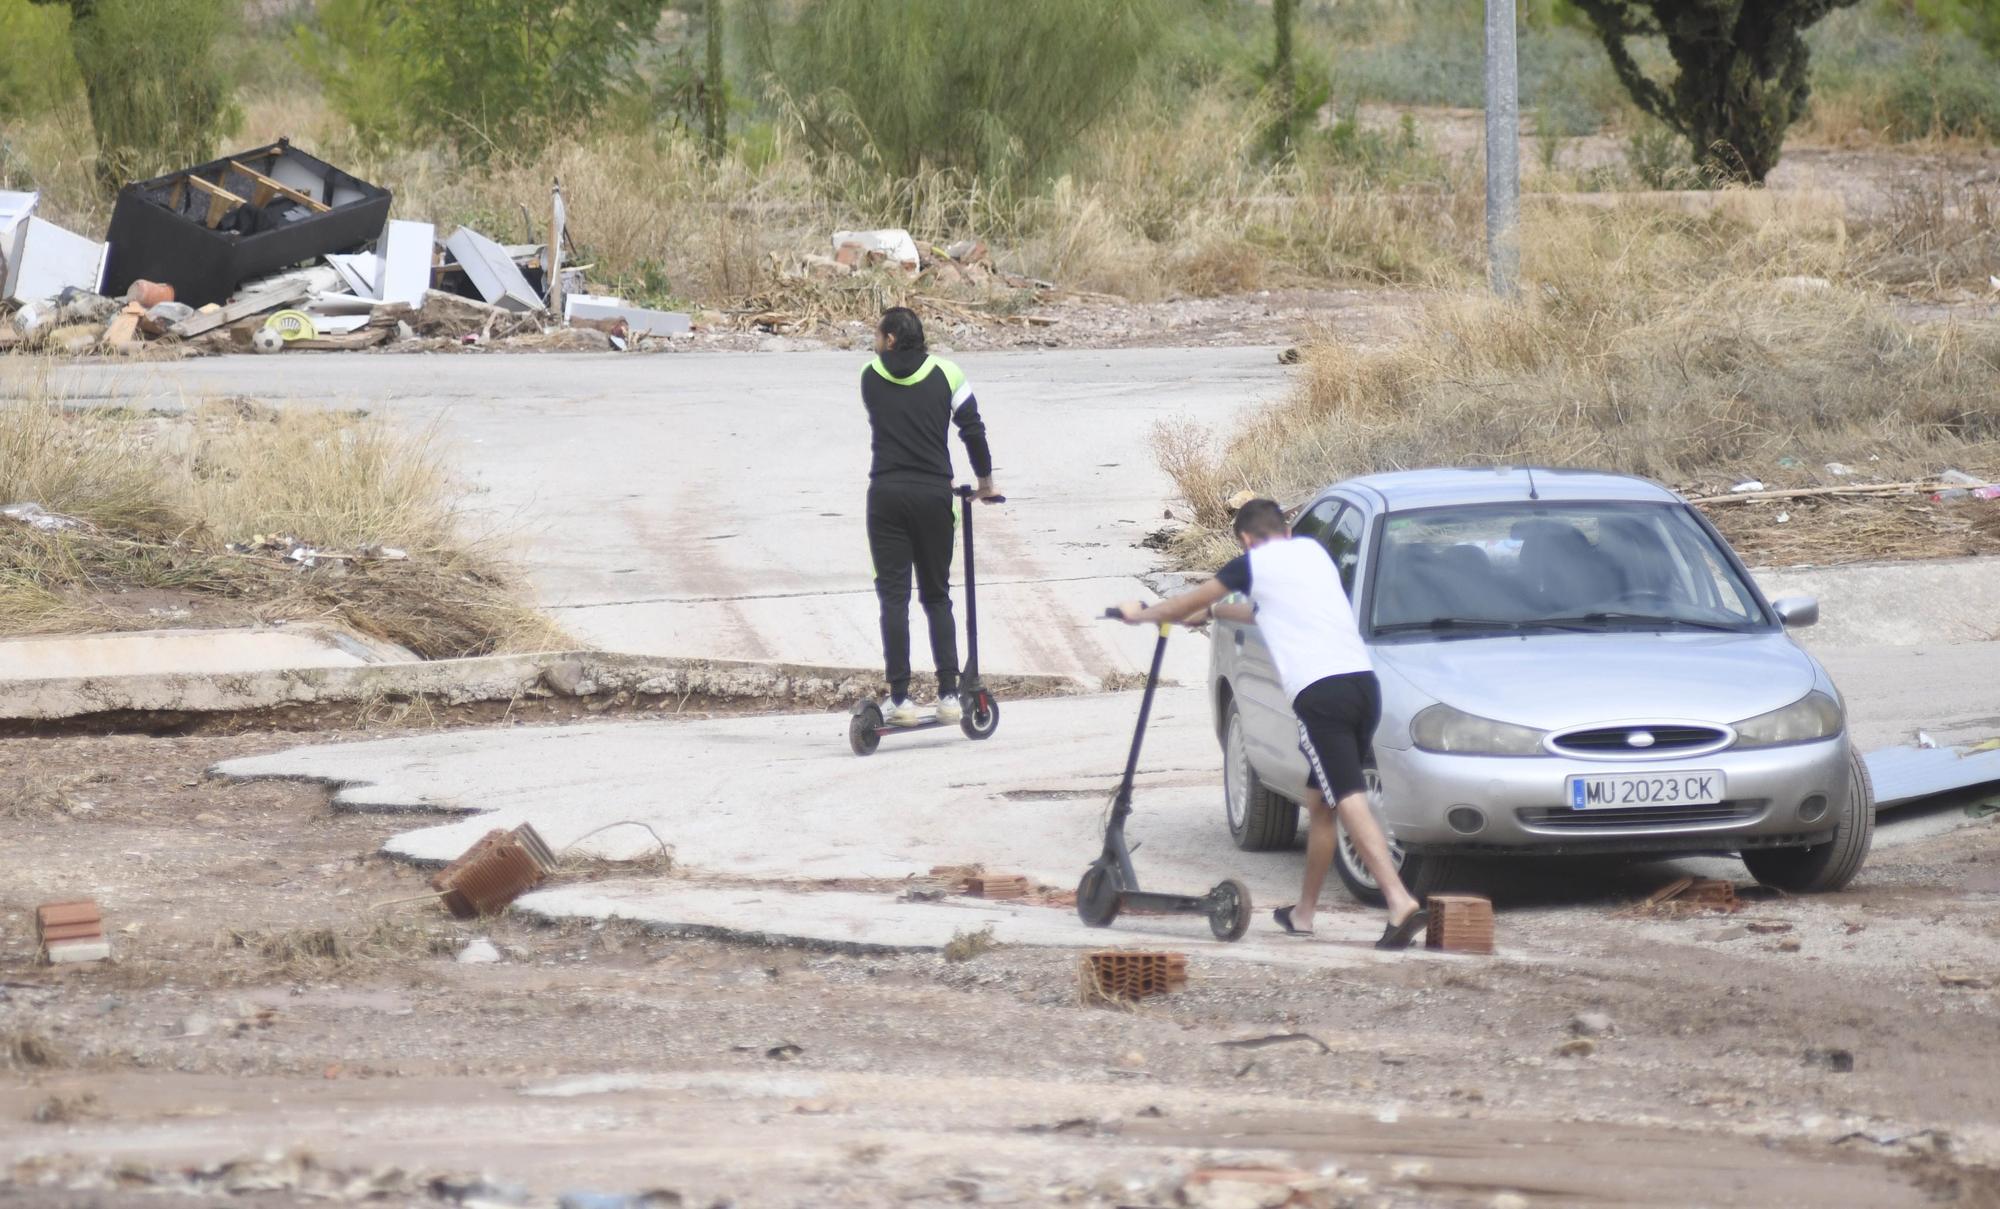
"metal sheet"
1865,741,2000,808
445,226,542,313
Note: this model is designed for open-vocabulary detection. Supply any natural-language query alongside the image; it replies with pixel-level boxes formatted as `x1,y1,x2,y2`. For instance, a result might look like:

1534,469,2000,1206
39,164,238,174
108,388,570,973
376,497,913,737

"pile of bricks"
35,900,109,964
1426,894,1496,955
431,823,559,919
1081,950,1188,1002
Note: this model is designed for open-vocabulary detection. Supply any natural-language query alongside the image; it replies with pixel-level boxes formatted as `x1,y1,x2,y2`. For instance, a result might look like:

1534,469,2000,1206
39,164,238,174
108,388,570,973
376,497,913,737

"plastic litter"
1729,480,1765,493
2,502,86,532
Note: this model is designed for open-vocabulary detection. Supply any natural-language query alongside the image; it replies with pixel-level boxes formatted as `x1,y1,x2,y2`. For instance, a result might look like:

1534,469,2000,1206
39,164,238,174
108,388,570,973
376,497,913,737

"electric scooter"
1075,613,1253,942
848,484,1004,756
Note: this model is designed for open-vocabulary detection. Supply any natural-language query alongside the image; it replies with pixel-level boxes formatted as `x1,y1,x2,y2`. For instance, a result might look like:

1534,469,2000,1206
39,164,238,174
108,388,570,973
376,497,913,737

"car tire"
1333,766,1409,906
1741,747,1875,893
1223,700,1298,852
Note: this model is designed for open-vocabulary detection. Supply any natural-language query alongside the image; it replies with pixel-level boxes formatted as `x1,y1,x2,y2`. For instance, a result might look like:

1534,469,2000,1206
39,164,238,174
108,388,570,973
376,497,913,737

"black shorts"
1293,671,1382,801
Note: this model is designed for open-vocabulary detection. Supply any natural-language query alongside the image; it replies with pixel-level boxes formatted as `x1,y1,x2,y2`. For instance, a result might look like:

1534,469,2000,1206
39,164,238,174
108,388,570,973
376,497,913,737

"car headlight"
1733,691,1844,748
1411,704,1548,756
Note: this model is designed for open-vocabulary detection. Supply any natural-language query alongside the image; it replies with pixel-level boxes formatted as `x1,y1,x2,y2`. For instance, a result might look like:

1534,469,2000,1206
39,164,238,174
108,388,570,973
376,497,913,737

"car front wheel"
1741,748,1875,893
1223,700,1299,851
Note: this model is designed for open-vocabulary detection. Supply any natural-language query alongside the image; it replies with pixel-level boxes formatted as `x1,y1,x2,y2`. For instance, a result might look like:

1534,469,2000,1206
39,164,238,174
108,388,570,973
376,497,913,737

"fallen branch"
1688,480,1974,505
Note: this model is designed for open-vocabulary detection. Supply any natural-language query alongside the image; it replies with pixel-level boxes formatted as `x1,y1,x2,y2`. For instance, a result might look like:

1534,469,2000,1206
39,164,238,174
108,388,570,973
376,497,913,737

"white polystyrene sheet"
3,215,106,303
445,226,542,313
1865,742,2000,808
374,220,434,308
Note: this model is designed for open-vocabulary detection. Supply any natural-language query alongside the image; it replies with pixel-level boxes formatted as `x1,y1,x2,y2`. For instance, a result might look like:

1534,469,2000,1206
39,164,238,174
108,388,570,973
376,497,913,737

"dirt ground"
5,723,2000,1208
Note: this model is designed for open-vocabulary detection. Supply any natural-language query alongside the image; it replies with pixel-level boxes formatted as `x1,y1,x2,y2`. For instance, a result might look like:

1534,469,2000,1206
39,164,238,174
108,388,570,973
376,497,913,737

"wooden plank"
183,175,248,229
228,159,331,213
168,280,310,339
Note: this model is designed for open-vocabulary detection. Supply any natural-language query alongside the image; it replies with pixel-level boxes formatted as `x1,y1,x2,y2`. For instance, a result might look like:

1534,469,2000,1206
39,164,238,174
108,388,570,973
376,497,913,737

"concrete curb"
0,649,1088,722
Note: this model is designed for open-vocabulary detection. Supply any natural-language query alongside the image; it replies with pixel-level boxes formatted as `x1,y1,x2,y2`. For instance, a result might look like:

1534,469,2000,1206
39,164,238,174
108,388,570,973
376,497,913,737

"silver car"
1209,468,1873,903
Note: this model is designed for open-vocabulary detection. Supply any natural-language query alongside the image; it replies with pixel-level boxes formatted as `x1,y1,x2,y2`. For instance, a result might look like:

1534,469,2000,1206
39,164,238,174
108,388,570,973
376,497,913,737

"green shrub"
748,0,1168,196
0,0,79,121
294,0,668,159
1884,42,2000,137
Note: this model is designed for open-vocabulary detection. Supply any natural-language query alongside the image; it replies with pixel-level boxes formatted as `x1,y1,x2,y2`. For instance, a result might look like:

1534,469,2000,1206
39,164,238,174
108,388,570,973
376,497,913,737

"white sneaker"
935,694,963,724
884,698,923,727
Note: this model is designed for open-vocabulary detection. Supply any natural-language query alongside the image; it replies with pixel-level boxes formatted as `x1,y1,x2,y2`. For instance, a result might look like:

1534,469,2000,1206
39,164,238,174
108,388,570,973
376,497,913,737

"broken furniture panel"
1866,740,2000,808
102,139,392,307
564,293,691,337
374,220,435,308
3,214,108,305
444,227,544,313
325,251,381,300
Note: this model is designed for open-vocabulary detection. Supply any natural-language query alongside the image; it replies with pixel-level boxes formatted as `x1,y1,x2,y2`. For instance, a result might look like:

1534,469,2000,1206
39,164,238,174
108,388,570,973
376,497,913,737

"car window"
1323,506,1365,598
1290,498,1340,542
1369,501,1764,633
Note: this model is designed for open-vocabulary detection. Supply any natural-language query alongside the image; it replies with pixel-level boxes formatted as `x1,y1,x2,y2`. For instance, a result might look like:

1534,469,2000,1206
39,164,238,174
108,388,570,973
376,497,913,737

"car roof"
1329,467,1683,512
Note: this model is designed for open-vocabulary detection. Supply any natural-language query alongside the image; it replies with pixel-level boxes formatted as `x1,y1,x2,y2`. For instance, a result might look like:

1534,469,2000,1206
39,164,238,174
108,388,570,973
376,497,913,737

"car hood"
1372,631,1817,732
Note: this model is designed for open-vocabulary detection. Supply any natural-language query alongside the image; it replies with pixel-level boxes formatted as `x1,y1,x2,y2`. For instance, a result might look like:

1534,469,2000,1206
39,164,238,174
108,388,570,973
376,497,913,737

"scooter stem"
957,485,979,683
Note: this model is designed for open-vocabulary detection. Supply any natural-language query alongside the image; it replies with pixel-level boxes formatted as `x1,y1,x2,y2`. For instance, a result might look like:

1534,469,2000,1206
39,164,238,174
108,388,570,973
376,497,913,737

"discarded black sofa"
101,140,392,307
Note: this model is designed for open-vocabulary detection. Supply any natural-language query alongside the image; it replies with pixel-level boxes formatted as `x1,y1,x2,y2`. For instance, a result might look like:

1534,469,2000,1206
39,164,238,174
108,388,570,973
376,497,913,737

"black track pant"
867,481,958,700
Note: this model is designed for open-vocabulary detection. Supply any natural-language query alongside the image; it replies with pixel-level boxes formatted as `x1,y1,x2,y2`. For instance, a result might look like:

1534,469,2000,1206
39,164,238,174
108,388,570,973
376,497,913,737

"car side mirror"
1773,596,1819,629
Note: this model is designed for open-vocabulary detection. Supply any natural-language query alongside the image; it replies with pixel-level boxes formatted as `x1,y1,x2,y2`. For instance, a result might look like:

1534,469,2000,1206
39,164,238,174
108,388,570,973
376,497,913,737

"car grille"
1548,725,1729,756
1516,801,1765,831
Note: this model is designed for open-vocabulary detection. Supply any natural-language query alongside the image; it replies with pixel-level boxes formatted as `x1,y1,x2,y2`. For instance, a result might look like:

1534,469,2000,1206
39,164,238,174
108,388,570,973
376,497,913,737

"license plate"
1568,770,1724,810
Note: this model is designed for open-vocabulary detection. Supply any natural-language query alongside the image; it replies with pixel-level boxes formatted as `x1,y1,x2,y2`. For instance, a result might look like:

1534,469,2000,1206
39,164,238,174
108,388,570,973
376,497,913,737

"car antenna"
1525,465,1541,501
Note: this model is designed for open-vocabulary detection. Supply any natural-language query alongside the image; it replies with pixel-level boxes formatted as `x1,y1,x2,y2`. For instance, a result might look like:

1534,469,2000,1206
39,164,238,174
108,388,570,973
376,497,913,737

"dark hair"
1231,498,1288,539
877,306,926,352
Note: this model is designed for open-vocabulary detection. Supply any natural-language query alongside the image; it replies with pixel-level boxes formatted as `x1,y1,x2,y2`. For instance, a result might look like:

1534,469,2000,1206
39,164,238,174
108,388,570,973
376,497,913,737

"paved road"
57,348,1290,684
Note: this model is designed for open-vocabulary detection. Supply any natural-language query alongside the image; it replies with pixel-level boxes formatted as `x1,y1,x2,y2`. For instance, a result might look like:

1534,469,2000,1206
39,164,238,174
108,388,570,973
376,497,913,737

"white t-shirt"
1215,536,1373,704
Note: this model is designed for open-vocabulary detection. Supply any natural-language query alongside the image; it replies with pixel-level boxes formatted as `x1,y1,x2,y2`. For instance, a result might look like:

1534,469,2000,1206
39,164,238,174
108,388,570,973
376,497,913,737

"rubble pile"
0,140,691,358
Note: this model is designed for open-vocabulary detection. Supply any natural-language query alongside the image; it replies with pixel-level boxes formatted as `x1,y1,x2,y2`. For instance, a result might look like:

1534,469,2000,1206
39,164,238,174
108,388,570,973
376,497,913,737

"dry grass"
2,1028,65,1071
1156,192,2000,560
218,917,461,974
0,373,565,656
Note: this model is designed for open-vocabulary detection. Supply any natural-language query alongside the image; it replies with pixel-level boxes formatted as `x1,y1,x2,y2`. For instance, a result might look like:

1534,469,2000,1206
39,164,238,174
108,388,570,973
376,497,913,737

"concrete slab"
216,688,1235,886
0,626,405,683
517,880,1459,967
1757,556,2000,648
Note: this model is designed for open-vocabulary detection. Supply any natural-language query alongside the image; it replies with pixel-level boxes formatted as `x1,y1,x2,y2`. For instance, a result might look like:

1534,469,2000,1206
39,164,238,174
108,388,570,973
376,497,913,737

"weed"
31,1093,103,1124
943,925,1000,963
218,917,461,974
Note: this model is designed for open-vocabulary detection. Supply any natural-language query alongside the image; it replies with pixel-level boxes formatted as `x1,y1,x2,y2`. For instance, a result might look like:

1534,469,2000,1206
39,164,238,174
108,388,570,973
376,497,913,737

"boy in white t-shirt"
1117,499,1426,948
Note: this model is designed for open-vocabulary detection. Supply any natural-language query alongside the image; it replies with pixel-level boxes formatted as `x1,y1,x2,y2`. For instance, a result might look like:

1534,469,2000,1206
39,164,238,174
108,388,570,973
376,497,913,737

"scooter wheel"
1208,878,1252,943
849,703,883,757
960,689,1000,741
1076,862,1122,928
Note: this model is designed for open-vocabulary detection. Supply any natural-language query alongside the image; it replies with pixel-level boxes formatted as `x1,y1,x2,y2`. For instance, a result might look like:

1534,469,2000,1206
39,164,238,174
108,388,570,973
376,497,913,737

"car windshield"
1368,501,1768,636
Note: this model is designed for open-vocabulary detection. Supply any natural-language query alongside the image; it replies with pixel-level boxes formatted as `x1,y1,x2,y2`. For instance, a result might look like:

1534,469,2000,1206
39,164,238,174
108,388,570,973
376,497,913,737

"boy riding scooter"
1115,498,1428,949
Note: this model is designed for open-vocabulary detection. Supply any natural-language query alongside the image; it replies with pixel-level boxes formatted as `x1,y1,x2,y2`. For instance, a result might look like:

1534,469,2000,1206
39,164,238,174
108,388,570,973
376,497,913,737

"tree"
1569,0,1862,183
295,0,667,159
32,0,238,190
702,0,725,160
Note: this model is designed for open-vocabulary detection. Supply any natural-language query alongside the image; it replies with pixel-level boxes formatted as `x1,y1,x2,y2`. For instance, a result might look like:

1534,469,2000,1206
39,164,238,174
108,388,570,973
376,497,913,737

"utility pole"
1484,0,1520,298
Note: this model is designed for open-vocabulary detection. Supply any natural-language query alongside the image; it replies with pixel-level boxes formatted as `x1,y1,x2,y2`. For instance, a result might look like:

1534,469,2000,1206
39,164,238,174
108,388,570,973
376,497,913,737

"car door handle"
1232,629,1245,650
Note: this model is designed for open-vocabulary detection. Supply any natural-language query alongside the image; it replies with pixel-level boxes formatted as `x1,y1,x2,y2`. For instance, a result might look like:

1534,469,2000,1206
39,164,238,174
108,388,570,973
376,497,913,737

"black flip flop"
1272,905,1313,937
1375,908,1429,951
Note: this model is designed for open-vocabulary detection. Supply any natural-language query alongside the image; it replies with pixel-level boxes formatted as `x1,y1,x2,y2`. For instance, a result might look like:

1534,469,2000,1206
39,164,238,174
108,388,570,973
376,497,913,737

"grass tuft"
0,375,564,657
943,924,1000,963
